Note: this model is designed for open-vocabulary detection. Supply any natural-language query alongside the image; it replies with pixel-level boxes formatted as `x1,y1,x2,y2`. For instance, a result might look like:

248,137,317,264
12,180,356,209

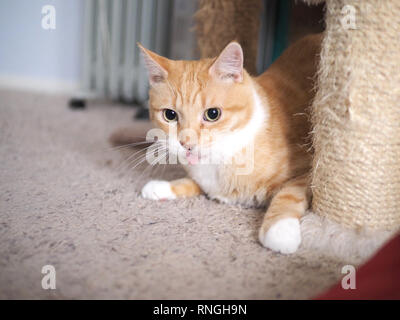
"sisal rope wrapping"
194,0,262,75
311,0,400,230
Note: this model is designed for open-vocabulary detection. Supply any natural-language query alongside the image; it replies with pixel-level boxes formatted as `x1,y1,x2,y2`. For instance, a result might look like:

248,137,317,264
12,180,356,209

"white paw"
259,218,301,254
141,180,176,200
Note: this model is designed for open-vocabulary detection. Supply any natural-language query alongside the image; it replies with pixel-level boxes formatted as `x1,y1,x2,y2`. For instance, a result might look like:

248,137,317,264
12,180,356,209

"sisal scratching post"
194,0,262,75
310,0,400,230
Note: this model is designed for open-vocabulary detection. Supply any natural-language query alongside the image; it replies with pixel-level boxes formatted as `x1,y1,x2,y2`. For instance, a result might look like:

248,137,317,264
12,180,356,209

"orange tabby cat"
139,34,321,254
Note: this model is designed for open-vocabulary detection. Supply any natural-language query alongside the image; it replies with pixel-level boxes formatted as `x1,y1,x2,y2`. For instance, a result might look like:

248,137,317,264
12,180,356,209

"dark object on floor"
134,107,149,120
315,233,400,300
69,98,86,110
108,121,154,147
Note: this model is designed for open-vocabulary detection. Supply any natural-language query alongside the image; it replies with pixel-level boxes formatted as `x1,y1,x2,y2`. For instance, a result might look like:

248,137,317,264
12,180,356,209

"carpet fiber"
0,89,393,299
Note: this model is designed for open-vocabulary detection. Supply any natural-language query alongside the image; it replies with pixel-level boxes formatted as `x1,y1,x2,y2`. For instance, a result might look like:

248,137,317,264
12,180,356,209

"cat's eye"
163,108,178,122
204,108,221,122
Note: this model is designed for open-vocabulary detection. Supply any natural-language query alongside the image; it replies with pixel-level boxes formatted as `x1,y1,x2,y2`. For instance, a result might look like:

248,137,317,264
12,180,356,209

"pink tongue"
186,151,199,165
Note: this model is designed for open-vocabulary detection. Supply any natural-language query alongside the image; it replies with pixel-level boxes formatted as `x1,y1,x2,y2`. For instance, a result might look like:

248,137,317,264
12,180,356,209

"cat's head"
139,42,264,165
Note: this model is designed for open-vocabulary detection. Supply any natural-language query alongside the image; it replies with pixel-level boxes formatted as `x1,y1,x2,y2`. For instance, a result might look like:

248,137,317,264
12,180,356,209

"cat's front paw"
141,180,177,200
259,218,301,254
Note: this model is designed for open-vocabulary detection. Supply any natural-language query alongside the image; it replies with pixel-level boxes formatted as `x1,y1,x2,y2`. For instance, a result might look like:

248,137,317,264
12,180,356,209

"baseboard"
0,74,82,95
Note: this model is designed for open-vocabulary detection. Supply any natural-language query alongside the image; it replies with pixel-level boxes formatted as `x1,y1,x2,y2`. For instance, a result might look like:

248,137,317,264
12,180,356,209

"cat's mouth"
185,150,200,165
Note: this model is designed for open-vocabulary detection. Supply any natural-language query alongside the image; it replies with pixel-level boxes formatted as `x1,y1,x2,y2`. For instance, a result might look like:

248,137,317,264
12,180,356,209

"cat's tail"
109,121,154,148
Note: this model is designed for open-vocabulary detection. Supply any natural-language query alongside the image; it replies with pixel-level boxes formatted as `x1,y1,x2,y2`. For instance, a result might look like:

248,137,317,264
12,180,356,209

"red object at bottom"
315,233,400,300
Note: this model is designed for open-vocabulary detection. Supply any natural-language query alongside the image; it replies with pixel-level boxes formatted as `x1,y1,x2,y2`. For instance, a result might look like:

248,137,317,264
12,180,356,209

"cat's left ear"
138,43,169,86
209,42,243,83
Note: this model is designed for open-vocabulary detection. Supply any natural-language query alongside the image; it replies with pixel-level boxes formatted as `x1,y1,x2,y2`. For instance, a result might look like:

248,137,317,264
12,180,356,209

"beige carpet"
0,89,393,299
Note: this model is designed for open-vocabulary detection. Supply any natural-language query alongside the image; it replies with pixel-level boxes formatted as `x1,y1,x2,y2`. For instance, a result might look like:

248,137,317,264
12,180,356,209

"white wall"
0,0,84,93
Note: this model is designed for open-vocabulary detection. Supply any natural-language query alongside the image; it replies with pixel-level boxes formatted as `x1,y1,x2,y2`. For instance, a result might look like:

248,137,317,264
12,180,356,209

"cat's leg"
259,175,310,254
141,178,202,200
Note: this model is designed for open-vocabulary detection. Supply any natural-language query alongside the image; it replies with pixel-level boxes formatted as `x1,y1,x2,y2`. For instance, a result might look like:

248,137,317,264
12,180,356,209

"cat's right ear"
209,42,244,83
138,43,168,86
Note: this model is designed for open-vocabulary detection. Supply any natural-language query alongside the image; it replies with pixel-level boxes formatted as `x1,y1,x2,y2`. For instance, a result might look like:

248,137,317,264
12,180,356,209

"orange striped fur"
139,34,321,254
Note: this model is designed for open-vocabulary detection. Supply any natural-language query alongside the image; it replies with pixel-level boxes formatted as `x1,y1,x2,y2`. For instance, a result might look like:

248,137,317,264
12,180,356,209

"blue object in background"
271,0,290,64
257,0,290,74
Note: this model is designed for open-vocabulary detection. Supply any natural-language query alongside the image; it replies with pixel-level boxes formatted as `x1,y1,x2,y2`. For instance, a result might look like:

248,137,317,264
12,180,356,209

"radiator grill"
82,0,172,103
82,0,275,104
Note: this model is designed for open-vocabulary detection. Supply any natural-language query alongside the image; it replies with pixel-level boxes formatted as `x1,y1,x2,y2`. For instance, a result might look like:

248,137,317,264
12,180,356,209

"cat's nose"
179,140,194,151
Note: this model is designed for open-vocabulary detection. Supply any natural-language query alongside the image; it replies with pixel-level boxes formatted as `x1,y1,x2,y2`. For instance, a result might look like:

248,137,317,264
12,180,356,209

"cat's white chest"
186,164,223,198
